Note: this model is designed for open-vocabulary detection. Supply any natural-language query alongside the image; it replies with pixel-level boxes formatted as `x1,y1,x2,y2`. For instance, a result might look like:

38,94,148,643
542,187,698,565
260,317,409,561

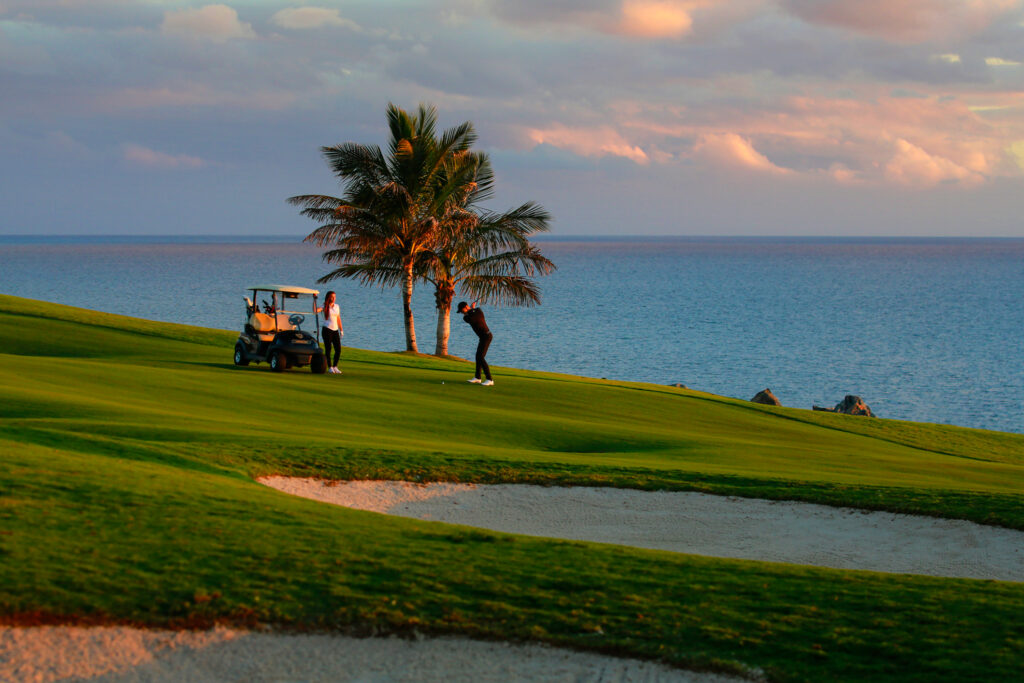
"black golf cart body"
234,284,327,374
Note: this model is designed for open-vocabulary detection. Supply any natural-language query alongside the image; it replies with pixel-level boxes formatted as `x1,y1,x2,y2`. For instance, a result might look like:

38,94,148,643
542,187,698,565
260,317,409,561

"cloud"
43,130,90,157
270,7,362,31
122,143,205,169
782,0,943,40
692,132,792,174
986,56,1022,66
1009,140,1024,168
524,123,649,163
619,1,697,38
935,53,961,63
613,91,1023,185
102,85,296,111
781,0,1023,42
484,0,747,39
884,138,984,186
160,4,255,42
825,163,863,184
482,0,615,33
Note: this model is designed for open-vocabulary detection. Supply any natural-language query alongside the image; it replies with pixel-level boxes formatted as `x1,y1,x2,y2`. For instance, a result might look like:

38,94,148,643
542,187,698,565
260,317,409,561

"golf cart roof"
248,284,320,295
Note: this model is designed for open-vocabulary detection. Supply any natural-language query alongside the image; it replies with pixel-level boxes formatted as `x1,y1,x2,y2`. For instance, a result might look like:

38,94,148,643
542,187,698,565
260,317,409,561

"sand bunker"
0,626,746,683
260,477,1024,582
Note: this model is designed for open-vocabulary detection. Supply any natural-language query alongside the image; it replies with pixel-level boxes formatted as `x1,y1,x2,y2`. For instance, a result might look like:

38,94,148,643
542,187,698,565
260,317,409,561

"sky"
2,0,1023,237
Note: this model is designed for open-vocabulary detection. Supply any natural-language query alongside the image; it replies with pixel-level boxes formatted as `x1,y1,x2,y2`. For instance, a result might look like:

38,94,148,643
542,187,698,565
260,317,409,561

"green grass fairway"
2,293,1022,682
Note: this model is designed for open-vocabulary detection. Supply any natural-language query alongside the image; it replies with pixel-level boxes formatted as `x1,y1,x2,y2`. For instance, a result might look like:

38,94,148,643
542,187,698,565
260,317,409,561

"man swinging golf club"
457,300,493,386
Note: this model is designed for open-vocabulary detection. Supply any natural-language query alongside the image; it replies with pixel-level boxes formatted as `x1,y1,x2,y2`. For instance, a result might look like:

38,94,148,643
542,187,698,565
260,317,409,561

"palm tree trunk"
433,280,455,356
434,302,451,356
402,261,418,352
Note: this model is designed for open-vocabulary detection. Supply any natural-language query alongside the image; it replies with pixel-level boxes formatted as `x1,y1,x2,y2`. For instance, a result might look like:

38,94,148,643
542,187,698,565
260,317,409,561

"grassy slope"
1,294,1022,682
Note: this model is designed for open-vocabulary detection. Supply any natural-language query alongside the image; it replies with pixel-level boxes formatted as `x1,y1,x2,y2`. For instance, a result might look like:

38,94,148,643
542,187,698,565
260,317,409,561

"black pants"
475,332,492,380
322,327,341,366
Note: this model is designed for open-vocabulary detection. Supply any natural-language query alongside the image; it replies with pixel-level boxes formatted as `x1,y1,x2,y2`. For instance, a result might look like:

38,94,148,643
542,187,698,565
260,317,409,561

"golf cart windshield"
278,298,310,329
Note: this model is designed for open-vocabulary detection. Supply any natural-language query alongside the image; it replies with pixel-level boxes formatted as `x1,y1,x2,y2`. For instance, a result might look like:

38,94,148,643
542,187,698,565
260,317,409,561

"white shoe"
467,377,482,384
481,379,494,386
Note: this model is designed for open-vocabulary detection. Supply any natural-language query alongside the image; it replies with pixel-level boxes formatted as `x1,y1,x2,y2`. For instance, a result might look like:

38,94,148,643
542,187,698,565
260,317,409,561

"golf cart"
234,285,327,374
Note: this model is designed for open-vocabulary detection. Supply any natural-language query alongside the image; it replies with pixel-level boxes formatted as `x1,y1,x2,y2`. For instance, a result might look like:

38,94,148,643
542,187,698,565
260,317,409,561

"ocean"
2,235,1022,434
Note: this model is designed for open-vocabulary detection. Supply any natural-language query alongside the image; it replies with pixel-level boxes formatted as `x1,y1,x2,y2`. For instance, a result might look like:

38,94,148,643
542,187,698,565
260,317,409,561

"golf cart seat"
249,312,277,341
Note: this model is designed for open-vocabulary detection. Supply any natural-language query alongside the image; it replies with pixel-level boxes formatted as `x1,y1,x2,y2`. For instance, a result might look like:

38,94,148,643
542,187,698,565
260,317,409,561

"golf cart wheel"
311,353,327,374
270,351,286,373
233,344,249,366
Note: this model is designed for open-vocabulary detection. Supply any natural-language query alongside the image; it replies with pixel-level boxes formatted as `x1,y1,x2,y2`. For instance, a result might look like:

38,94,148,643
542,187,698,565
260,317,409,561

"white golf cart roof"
248,284,320,295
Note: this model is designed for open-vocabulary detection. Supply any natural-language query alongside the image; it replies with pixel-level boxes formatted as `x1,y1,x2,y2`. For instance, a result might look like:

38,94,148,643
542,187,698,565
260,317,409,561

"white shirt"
323,303,341,332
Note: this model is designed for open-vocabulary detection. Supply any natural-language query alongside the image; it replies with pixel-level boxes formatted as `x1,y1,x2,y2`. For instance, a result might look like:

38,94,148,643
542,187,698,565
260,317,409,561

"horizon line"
4,233,1024,243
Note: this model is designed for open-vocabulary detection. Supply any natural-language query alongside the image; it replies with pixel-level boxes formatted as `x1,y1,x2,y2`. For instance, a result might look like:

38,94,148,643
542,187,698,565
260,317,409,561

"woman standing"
318,290,344,374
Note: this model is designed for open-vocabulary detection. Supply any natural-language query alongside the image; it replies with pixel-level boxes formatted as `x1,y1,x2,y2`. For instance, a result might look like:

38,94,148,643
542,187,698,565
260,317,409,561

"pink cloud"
776,95,1013,180
123,144,205,169
884,138,985,186
596,91,1024,186
781,0,1023,42
692,132,791,174
507,89,1021,187
619,1,698,38
486,0,754,40
525,124,650,163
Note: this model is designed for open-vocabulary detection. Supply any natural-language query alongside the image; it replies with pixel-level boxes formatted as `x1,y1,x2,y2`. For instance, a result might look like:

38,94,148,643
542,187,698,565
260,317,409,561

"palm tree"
289,103,479,352
420,151,555,355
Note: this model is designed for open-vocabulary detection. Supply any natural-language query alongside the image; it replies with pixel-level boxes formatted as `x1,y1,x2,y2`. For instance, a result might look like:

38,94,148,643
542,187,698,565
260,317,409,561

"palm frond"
287,193,343,209
461,274,542,307
318,260,407,288
386,103,417,155
321,143,389,190
457,246,555,277
420,121,477,197
414,103,439,141
479,201,552,236
466,151,495,204
437,120,476,154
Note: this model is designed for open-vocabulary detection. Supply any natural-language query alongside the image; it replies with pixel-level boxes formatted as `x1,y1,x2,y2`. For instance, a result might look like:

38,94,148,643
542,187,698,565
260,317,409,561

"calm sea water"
2,236,1022,434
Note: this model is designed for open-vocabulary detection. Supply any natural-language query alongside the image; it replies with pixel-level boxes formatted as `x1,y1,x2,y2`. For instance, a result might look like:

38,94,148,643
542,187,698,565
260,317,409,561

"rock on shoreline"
813,395,876,417
750,389,781,406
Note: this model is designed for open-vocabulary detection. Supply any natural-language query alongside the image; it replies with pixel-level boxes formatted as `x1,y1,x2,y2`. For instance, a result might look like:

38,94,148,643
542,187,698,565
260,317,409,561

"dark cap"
457,301,469,313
